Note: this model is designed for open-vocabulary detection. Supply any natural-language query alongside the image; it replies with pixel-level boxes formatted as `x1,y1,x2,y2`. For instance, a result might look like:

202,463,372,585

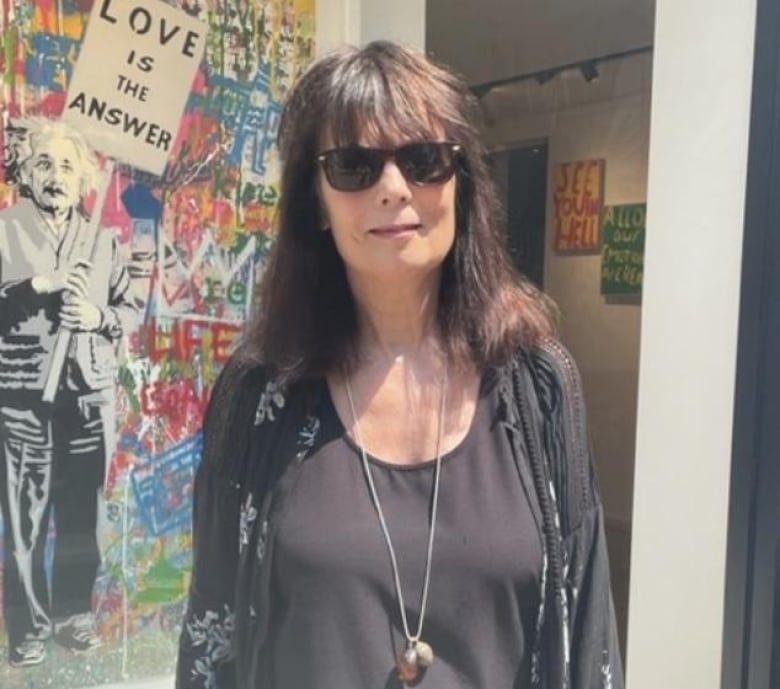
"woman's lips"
368,224,421,237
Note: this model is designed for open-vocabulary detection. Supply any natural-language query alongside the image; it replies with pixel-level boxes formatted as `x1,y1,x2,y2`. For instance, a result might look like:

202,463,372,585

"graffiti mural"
0,0,315,686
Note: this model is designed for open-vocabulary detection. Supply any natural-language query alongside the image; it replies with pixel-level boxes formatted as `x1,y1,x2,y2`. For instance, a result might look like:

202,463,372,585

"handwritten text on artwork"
553,159,605,252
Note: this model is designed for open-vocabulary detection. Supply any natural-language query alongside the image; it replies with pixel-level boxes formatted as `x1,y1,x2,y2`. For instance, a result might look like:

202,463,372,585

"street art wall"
0,0,314,685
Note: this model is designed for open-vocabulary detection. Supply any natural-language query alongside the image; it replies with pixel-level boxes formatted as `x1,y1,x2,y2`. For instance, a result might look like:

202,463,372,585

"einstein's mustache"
42,184,67,196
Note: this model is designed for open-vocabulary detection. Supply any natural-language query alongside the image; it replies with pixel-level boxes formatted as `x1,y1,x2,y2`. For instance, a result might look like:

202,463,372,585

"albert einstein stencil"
0,116,139,667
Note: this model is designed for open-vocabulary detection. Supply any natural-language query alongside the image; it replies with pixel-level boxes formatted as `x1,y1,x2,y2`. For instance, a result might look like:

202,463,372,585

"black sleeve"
565,501,624,689
176,358,261,689
175,462,240,689
539,339,625,689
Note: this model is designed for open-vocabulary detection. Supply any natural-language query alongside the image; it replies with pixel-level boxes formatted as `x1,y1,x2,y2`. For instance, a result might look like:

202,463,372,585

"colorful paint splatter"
0,0,314,686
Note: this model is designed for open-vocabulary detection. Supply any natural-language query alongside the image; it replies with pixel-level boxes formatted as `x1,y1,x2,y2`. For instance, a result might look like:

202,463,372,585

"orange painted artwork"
553,159,605,252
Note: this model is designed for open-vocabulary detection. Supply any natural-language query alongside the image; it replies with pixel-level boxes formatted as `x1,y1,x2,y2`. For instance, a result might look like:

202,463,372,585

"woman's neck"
348,269,442,362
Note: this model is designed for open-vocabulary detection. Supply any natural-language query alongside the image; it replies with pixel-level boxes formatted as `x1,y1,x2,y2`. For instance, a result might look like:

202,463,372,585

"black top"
175,341,625,689
259,380,542,688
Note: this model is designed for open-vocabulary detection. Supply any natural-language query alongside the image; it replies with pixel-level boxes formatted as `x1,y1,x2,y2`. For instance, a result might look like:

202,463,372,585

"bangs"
320,54,454,149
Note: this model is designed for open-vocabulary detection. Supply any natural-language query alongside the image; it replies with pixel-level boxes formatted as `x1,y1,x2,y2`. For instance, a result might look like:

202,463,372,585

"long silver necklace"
344,360,448,684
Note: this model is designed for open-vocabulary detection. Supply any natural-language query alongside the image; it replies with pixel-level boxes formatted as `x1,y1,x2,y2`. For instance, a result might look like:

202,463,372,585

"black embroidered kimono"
175,338,624,689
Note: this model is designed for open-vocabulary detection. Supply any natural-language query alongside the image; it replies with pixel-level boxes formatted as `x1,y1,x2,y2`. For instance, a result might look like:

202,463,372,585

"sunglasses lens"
397,143,456,184
323,148,382,191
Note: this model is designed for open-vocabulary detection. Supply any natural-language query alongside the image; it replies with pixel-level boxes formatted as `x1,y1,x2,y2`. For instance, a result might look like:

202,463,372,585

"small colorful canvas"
553,159,605,252
600,203,646,295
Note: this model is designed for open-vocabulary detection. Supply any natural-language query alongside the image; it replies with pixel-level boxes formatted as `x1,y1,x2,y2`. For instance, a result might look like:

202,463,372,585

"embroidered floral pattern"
296,414,320,453
254,380,286,425
185,605,235,689
257,519,268,563
601,650,613,689
239,493,257,553
530,552,548,687
546,478,571,669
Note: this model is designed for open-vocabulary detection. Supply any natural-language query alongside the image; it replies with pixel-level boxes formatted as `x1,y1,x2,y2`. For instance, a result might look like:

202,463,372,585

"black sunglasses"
316,141,462,192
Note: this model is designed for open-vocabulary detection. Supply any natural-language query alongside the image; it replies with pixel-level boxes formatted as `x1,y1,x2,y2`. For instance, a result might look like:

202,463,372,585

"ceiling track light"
579,60,600,83
469,44,652,99
534,69,559,85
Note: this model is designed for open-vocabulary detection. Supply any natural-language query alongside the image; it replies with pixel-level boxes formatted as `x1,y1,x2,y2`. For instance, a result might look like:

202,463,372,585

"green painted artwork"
601,203,646,295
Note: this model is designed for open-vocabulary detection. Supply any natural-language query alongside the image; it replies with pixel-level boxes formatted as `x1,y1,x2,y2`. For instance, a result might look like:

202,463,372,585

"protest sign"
63,0,207,174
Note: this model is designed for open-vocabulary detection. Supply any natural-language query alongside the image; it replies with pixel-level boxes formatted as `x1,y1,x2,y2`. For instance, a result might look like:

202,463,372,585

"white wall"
316,0,424,54
361,0,424,49
315,0,360,54
625,0,756,687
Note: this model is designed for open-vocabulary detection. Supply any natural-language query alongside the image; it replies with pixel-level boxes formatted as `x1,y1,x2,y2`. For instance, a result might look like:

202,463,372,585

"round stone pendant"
415,640,434,667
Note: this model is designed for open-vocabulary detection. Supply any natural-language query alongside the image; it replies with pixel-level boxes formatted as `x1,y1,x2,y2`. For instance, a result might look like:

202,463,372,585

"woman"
176,41,623,689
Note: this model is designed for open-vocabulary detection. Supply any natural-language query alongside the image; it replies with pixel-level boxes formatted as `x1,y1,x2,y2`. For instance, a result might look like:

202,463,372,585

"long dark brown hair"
238,41,556,381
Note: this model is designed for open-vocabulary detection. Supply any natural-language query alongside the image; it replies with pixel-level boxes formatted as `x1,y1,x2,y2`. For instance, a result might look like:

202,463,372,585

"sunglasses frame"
315,141,462,192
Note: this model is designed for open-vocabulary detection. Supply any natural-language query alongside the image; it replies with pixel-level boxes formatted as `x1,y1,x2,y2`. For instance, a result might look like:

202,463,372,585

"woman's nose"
376,160,411,205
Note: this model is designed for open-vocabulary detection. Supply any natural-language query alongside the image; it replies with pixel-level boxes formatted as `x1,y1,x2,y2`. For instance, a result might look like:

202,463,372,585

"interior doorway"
491,143,548,287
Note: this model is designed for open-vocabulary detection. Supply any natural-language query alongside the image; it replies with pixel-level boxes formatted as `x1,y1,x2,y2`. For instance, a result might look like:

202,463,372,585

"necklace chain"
344,361,448,646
